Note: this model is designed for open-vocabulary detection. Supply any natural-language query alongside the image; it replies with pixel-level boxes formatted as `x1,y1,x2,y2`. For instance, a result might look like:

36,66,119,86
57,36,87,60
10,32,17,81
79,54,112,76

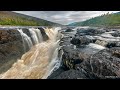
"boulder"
62,46,83,69
75,48,120,79
106,41,120,48
70,36,92,46
70,37,80,45
65,28,73,32
49,69,88,79
77,28,105,36
111,31,120,37
110,47,120,58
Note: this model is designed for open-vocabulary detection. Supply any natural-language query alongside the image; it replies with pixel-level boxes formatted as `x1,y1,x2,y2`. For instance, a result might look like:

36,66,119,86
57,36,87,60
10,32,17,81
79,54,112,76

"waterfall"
17,28,44,52
28,28,40,44
17,29,33,50
34,28,43,43
0,27,62,79
42,43,64,79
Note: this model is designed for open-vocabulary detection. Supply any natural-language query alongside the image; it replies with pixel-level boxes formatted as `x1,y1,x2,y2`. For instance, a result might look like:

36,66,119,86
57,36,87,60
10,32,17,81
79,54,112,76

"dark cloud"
14,11,119,25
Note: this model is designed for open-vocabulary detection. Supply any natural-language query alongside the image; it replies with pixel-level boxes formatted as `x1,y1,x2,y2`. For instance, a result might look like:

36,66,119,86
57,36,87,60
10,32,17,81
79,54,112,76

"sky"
14,11,119,25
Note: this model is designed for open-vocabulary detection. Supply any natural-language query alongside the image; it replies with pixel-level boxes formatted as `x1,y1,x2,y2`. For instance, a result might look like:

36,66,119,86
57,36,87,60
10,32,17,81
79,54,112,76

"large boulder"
70,36,92,46
77,28,105,36
65,28,73,32
61,45,92,68
70,37,81,45
49,69,88,79
110,47,120,58
111,31,120,37
62,46,83,69
106,41,120,48
75,48,120,79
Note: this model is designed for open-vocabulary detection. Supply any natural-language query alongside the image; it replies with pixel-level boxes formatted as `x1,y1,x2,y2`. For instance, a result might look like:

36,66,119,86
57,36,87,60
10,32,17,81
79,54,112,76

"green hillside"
0,11,61,26
69,12,120,27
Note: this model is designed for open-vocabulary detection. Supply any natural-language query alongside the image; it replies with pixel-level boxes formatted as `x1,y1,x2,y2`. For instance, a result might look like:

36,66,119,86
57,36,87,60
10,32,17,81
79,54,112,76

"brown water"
0,27,61,79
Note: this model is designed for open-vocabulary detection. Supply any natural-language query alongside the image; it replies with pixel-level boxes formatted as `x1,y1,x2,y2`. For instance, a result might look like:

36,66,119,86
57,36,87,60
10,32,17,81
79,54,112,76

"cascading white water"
17,29,33,50
34,28,43,43
0,27,62,79
28,28,40,44
17,28,44,52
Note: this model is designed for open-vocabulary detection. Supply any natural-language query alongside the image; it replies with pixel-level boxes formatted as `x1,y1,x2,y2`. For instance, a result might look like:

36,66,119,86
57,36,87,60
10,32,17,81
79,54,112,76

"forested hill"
0,11,62,26
69,12,120,27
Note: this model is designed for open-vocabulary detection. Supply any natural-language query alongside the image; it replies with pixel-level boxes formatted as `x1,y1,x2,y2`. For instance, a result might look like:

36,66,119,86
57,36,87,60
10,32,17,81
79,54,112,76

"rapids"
0,27,62,79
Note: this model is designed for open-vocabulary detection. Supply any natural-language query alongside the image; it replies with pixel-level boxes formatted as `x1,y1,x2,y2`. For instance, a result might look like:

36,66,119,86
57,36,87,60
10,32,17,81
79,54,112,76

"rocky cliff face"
0,29,24,73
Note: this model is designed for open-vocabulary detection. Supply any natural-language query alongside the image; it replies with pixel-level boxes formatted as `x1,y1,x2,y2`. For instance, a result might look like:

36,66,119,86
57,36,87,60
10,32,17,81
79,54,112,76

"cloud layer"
14,11,119,25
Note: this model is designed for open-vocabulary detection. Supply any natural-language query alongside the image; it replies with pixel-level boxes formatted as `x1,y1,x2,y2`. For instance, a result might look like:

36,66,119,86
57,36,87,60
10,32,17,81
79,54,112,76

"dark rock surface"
0,29,24,73
38,27,49,41
76,48,120,79
111,31,120,37
49,27,120,79
77,28,105,36
107,41,120,48
47,67,67,79
65,28,73,32
50,69,88,79
70,36,92,46
62,46,83,69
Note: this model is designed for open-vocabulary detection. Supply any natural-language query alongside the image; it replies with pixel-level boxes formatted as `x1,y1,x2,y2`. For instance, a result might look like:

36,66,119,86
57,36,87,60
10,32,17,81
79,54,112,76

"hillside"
0,11,62,26
69,12,120,27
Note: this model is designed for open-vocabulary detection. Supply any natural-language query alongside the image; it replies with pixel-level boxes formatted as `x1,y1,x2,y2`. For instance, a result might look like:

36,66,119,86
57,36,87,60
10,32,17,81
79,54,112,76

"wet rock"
78,43,105,55
47,67,66,79
49,69,88,79
70,37,80,45
65,28,73,32
75,48,120,79
0,29,25,73
59,37,72,46
111,31,120,37
58,27,120,79
70,36,92,46
38,27,49,41
110,47,120,58
77,28,105,36
22,28,31,37
107,41,120,48
62,46,83,69
61,37,72,42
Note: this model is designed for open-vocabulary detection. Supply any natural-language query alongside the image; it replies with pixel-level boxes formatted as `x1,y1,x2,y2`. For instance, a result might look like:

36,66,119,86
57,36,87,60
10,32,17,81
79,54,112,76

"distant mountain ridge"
0,11,62,26
68,12,120,27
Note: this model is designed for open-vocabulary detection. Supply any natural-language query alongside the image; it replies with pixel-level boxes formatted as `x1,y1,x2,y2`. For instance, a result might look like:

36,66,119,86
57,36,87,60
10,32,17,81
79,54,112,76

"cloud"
14,11,119,25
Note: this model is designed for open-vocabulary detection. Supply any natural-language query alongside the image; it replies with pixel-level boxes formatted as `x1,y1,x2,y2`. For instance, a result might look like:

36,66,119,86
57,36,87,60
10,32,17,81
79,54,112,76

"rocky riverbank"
48,27,120,79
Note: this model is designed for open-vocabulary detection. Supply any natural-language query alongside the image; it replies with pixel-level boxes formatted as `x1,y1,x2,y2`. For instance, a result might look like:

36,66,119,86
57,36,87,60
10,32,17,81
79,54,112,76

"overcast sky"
14,11,119,25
